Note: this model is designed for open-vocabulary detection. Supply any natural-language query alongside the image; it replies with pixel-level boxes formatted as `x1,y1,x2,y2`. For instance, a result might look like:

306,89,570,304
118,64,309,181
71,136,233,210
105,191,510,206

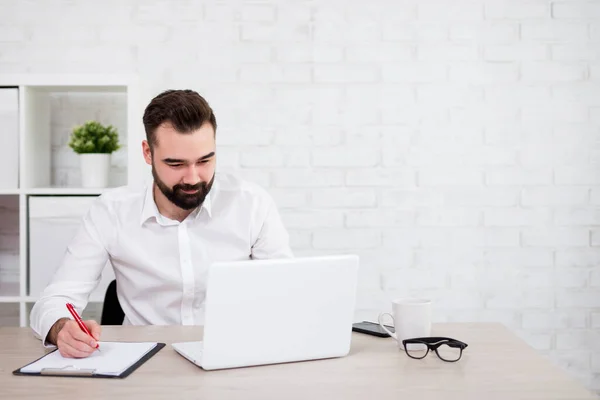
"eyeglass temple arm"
403,337,468,347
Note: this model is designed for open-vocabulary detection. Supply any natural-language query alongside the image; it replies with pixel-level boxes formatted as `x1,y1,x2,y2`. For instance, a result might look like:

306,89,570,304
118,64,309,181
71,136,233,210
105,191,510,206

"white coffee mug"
378,298,432,349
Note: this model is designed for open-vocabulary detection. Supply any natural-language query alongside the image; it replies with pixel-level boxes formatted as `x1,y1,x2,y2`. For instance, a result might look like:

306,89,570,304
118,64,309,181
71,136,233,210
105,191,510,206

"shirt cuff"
38,311,73,349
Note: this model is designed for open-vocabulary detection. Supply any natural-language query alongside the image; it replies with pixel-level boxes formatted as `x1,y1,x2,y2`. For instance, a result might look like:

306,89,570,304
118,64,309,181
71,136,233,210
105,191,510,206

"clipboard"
12,342,166,379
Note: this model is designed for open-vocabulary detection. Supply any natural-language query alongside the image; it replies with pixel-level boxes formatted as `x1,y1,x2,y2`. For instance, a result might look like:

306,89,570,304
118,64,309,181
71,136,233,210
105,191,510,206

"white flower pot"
80,153,111,188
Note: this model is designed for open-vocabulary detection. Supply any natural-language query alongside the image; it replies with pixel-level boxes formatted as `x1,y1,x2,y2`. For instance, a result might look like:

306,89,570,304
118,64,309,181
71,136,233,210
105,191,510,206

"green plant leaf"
68,120,121,154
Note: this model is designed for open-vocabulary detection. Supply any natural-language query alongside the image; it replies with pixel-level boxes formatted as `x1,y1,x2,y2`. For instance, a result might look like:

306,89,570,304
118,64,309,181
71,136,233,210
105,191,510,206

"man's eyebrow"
163,158,184,163
162,152,215,164
198,152,215,161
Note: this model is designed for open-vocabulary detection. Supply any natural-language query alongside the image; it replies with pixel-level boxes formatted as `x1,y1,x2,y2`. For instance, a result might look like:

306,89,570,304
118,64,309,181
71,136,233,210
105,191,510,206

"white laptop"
171,254,359,370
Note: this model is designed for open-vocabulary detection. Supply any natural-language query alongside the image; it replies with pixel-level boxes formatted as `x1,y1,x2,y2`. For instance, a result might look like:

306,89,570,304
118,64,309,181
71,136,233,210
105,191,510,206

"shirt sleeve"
29,196,113,348
250,194,294,260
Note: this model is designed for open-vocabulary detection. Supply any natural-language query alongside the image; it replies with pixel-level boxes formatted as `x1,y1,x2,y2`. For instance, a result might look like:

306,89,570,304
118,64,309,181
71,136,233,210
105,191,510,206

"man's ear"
142,140,152,165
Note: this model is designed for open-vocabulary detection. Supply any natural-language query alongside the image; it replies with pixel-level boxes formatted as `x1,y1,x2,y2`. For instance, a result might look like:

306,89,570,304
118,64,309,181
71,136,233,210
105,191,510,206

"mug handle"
378,312,398,341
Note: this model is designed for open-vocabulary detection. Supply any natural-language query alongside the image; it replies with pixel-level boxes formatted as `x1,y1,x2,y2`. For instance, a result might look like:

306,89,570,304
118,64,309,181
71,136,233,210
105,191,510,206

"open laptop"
171,254,359,370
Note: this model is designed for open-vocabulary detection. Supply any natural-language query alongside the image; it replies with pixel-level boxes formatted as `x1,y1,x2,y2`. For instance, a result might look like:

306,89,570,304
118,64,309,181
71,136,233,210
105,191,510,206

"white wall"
0,0,599,392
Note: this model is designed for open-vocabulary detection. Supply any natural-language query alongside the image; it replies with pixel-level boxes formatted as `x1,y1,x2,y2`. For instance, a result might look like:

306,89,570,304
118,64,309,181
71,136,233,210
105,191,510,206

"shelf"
0,295,106,303
0,188,112,196
20,87,130,189
0,302,19,326
0,296,23,303
0,74,136,89
0,74,141,326
0,196,20,300
0,88,18,190
0,189,20,195
0,281,19,298
24,188,110,196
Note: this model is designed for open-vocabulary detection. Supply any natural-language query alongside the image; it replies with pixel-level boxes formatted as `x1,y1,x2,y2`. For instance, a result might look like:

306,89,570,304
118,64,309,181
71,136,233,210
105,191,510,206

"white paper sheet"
20,342,157,376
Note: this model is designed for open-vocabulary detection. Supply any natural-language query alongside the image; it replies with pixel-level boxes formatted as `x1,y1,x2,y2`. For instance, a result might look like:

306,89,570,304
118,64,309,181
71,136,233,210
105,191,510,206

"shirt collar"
200,185,213,219
140,182,214,226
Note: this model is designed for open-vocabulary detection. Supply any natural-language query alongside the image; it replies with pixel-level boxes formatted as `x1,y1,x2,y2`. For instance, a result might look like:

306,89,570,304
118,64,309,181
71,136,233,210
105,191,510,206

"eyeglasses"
401,337,468,362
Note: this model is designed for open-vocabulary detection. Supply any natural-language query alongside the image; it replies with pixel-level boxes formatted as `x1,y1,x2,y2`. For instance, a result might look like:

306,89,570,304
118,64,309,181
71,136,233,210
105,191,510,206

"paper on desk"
20,342,157,376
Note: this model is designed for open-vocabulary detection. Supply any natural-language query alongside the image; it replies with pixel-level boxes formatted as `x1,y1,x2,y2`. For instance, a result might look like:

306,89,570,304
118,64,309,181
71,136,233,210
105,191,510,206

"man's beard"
152,164,215,211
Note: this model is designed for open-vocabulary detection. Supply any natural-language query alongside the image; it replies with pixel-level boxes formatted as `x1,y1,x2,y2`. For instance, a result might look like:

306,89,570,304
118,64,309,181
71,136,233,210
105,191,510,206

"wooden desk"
1,323,597,400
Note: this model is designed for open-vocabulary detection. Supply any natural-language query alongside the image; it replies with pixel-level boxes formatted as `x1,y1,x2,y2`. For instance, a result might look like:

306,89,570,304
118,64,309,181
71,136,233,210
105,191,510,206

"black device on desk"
352,321,395,338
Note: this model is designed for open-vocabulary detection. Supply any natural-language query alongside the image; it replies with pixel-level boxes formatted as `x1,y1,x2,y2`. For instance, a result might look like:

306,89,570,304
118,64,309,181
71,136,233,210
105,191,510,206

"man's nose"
182,165,201,185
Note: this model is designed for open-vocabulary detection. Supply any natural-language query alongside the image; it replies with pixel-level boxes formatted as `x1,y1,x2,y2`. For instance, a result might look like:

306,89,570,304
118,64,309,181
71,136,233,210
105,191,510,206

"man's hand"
48,317,102,358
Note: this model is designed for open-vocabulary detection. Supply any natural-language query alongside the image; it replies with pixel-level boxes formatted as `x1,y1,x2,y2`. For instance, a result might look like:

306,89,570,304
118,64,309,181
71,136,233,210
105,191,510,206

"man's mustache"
174,182,205,192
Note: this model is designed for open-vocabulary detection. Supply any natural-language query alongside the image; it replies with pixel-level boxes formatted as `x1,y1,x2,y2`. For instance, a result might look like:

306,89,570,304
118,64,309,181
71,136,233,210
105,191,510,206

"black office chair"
101,280,125,325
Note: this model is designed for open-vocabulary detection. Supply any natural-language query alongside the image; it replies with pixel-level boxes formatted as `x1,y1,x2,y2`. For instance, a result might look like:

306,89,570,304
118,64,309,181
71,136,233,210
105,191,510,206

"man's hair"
143,89,217,147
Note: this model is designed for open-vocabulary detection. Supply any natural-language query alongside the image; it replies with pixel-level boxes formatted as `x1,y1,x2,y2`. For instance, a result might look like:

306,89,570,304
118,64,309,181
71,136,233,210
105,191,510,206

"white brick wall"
0,0,598,393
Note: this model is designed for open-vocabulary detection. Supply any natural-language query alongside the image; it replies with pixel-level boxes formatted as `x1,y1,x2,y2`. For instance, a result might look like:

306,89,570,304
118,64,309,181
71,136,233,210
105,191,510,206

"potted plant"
68,121,121,188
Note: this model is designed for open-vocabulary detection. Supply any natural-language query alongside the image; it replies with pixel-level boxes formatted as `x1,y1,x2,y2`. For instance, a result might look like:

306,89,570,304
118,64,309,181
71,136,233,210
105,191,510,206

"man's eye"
169,164,183,168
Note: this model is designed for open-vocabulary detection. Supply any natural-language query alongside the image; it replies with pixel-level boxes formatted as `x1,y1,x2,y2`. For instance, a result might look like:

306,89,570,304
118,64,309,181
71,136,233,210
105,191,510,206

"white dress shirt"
30,172,293,346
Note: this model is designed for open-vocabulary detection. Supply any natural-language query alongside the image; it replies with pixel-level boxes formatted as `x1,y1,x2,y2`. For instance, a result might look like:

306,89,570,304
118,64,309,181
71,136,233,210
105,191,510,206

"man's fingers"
64,323,97,349
70,335,97,353
54,319,98,358
58,340,93,359
85,320,101,341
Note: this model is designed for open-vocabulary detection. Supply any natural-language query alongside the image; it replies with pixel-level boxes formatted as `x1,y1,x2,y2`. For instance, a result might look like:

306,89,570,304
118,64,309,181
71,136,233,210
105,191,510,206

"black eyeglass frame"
401,336,468,362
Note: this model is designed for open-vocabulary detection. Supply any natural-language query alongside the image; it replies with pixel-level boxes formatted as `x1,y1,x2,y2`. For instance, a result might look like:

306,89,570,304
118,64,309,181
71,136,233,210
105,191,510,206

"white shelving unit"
0,74,145,327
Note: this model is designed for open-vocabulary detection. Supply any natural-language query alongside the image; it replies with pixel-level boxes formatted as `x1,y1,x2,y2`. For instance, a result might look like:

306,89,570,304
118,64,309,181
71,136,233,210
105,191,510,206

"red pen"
66,303,100,350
